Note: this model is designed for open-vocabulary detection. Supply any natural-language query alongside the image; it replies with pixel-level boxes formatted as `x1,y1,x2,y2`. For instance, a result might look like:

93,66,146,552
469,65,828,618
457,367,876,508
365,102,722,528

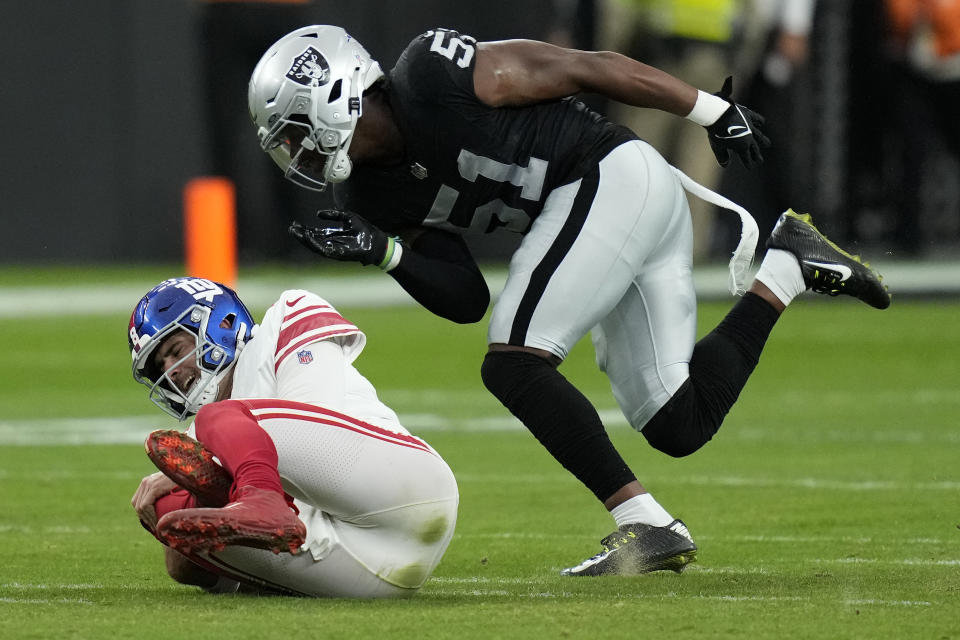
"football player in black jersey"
248,25,890,576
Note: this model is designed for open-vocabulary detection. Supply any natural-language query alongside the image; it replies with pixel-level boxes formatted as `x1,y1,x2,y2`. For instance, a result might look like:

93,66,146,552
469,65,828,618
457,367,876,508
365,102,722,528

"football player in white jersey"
248,26,891,577
128,277,459,597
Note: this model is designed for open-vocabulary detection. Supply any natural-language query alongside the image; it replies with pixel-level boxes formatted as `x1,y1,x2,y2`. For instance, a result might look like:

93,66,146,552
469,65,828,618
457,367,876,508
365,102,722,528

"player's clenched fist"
132,471,177,534
289,210,390,266
704,77,771,169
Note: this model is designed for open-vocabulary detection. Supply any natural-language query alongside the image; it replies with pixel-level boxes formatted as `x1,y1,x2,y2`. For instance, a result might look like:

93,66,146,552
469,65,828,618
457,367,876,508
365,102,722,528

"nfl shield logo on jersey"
297,349,314,364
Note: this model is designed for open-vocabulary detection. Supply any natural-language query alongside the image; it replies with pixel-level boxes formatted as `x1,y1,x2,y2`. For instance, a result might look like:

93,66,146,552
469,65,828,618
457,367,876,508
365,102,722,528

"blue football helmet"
128,277,256,420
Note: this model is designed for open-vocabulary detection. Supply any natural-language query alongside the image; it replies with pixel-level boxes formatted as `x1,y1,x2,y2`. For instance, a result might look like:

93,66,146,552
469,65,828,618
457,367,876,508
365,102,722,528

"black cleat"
766,210,891,309
560,520,697,577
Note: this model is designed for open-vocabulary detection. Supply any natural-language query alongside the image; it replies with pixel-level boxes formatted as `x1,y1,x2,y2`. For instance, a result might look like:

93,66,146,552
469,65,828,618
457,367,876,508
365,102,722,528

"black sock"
481,350,635,501
643,292,781,457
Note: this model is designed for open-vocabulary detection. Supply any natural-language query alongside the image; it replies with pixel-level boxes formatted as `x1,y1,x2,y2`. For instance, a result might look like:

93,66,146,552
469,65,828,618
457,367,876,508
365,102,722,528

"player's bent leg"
205,534,424,598
481,348,637,501
237,400,459,595
184,500,457,598
167,552,253,594
157,485,306,556
155,518,278,594
641,291,781,456
589,151,698,432
641,210,892,455
164,546,220,589
483,349,700,577
327,498,460,592
154,402,306,556
193,400,286,500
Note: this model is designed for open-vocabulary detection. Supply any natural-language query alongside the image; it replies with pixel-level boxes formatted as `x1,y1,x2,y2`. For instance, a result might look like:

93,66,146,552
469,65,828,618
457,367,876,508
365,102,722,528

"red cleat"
157,486,306,555
145,429,232,507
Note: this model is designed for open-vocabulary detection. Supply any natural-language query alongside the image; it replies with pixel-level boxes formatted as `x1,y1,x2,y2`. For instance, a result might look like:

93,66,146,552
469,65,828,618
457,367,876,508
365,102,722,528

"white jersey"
230,289,405,434
194,290,458,598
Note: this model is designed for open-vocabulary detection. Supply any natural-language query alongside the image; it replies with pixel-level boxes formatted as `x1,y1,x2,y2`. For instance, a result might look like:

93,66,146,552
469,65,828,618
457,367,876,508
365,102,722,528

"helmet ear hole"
328,79,342,103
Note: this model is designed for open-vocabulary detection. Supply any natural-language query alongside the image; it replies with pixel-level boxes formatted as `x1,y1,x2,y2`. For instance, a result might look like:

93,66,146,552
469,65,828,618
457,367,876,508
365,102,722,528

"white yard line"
844,599,933,607
2,416,956,492
0,409,608,445
425,582,935,606
821,558,960,566
0,270,508,318
0,577,942,608
0,525,92,534
0,597,93,605
4,407,959,445
1,582,105,589
669,475,960,492
453,532,960,547
0,277,415,318
451,472,960,491
5,261,958,318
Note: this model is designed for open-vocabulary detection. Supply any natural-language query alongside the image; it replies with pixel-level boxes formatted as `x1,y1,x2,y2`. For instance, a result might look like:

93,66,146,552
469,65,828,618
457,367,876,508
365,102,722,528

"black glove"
289,209,389,266
705,77,771,169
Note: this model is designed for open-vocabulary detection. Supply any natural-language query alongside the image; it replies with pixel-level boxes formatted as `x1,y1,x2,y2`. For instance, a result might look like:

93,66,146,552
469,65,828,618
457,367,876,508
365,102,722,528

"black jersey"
338,29,637,236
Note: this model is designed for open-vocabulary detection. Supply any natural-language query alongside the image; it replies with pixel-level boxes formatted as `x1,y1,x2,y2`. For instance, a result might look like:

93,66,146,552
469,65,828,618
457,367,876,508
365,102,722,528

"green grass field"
1,266,957,639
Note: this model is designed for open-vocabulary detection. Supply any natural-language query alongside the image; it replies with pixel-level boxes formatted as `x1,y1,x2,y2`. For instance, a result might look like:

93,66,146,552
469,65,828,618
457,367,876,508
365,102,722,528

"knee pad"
480,350,549,405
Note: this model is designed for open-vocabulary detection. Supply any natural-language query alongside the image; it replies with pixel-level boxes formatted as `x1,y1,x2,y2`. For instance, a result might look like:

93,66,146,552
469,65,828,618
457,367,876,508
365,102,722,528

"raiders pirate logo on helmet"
286,47,331,87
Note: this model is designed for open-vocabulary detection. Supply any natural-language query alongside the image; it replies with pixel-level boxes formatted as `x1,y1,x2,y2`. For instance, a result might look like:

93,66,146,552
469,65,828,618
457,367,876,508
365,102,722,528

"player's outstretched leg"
766,209,891,309
561,520,697,577
156,485,306,555
146,429,232,507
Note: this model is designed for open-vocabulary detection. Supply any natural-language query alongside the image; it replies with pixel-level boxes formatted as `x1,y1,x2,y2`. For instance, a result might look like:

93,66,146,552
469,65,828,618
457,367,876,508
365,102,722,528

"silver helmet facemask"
259,66,364,190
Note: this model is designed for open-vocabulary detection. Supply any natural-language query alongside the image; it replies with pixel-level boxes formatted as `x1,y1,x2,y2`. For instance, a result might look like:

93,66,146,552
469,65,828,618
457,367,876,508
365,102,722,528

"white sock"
611,493,674,528
754,248,806,306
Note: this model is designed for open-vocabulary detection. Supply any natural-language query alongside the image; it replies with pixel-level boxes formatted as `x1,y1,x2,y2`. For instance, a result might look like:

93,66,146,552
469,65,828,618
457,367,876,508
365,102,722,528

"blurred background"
2,0,958,269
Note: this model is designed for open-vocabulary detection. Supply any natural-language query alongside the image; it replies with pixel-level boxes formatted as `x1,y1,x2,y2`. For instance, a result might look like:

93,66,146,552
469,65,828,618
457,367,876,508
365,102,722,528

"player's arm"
276,339,349,409
290,212,490,324
474,39,697,114
390,226,490,323
473,39,770,168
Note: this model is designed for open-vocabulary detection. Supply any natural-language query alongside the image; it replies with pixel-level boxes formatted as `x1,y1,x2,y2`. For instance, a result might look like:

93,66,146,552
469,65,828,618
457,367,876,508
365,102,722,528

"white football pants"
488,140,697,430
201,400,459,598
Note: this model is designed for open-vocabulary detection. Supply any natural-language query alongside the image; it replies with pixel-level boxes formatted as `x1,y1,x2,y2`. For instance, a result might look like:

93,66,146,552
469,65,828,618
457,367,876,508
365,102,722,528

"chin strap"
322,65,364,185
235,322,251,351
670,166,759,296
194,321,252,412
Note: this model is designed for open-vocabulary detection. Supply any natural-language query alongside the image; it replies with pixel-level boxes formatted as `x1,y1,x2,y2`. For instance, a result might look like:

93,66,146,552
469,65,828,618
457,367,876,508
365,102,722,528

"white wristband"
686,90,730,126
380,237,403,272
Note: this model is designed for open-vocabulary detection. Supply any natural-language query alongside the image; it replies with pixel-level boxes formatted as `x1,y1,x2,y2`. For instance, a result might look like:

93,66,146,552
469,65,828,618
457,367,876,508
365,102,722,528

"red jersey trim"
240,399,433,456
275,305,359,373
